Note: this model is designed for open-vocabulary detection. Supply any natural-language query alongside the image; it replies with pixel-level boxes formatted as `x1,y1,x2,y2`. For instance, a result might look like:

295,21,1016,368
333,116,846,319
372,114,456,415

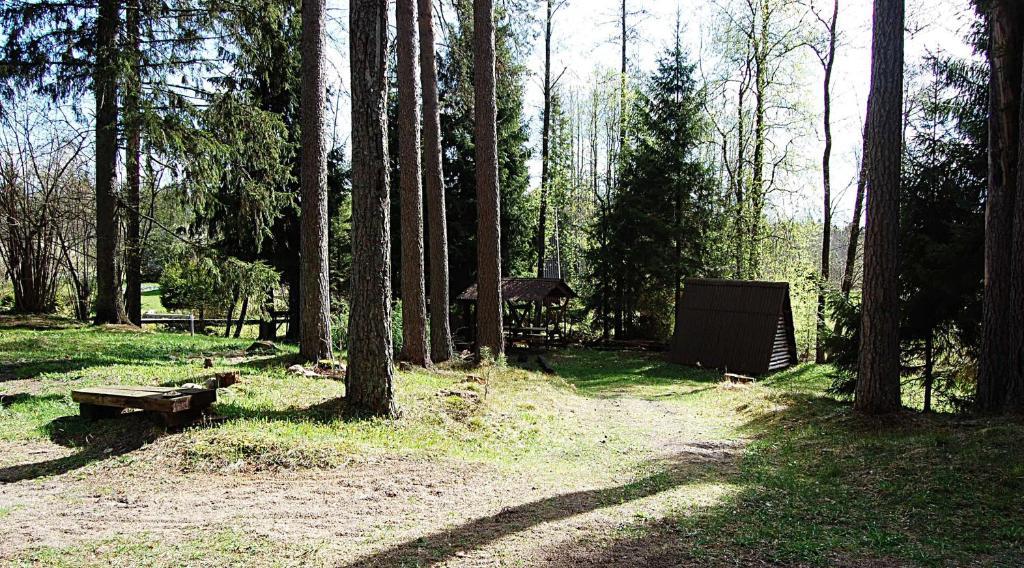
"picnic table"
71,385,216,428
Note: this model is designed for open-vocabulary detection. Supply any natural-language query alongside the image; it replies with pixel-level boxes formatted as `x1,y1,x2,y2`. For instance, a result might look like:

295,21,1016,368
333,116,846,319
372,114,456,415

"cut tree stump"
72,385,216,427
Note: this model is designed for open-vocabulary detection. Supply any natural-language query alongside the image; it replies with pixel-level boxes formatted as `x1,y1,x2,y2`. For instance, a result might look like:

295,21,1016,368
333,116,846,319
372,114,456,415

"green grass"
664,389,1024,565
139,283,164,313
2,317,1022,566
10,529,328,568
549,348,722,398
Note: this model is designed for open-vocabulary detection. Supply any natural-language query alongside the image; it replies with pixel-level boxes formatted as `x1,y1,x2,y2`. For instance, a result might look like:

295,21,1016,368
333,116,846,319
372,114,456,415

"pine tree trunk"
474,0,504,358
1011,37,1024,412
855,0,904,415
397,0,430,367
923,330,934,413
93,0,127,325
978,0,1023,413
124,0,142,326
418,0,454,364
816,0,838,364
235,296,248,338
347,0,398,417
225,295,237,337
299,0,333,362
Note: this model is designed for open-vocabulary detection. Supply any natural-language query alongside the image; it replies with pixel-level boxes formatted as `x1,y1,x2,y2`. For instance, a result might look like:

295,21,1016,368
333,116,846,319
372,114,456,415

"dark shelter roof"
669,278,797,376
457,277,577,303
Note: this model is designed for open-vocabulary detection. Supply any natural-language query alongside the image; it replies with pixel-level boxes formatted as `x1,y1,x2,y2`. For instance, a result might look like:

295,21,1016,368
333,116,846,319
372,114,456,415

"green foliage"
435,0,536,296
824,291,861,396
827,52,986,410
159,252,278,317
759,219,823,357
330,298,350,351
0,285,14,312
327,147,353,303
897,54,985,408
179,0,305,313
588,29,726,339
159,255,223,314
184,93,295,259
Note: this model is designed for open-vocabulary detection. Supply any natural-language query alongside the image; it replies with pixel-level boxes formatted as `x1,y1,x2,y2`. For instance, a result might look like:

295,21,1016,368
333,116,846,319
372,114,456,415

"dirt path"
0,395,745,566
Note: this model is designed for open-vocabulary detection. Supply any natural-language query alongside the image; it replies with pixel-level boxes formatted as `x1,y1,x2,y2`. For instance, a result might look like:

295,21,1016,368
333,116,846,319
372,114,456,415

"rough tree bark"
1012,21,1024,412
418,0,454,363
397,0,430,367
474,0,504,358
93,0,128,325
978,0,1023,413
299,0,333,362
814,0,838,364
855,0,904,415
346,0,398,417
124,0,142,326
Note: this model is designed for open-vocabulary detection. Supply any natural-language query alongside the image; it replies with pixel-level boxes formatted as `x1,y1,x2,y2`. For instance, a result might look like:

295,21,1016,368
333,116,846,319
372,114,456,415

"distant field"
139,283,164,314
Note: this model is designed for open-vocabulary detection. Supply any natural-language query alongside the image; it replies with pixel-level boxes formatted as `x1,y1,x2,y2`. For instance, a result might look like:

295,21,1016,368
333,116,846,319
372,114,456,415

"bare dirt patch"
0,395,745,566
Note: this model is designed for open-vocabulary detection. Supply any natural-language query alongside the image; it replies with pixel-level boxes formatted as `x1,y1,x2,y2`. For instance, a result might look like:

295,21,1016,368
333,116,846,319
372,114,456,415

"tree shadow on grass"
0,343,256,382
343,447,740,567
535,393,1024,567
0,412,161,483
539,349,721,397
0,358,123,382
0,315,83,331
235,353,307,372
0,392,64,407
213,396,348,425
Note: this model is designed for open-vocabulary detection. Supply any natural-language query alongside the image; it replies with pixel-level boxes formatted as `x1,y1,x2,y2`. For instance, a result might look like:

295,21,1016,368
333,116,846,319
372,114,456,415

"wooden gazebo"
456,277,576,347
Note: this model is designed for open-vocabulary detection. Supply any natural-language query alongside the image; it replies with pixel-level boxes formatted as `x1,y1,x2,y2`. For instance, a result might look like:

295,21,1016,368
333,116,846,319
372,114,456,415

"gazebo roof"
457,277,576,303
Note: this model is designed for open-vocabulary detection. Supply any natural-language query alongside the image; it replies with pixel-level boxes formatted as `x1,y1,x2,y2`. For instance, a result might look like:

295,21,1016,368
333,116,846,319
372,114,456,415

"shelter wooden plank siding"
669,279,798,375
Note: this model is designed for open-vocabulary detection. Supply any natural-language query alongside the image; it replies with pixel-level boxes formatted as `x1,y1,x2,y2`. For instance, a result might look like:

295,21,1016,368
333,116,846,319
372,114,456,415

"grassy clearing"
0,318,675,477
2,317,1022,566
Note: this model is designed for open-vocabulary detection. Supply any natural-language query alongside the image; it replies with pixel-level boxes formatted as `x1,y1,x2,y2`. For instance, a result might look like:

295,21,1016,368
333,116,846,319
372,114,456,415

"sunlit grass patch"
13,529,328,568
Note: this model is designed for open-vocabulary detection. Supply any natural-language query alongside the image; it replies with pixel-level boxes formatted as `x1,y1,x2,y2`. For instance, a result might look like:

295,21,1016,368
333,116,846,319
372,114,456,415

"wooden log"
72,386,216,414
724,372,755,384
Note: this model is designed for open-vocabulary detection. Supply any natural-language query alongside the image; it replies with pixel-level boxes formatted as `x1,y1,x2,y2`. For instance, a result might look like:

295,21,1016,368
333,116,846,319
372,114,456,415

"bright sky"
292,0,980,224
514,0,980,222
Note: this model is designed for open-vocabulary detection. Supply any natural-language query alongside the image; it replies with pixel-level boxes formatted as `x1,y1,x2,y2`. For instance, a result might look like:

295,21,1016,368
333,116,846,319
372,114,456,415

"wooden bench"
71,386,217,428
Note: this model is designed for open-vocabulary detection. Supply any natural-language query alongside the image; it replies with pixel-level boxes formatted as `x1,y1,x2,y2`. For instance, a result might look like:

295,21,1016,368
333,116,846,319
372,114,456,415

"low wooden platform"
71,385,216,427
